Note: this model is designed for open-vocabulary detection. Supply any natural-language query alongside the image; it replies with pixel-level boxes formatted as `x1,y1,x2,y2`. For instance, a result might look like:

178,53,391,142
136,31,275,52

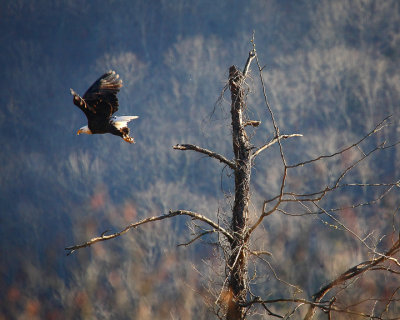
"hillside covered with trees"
1,1,400,319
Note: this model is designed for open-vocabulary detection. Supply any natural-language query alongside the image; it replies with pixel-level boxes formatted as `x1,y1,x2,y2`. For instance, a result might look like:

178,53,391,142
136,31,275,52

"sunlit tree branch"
173,144,236,170
65,210,233,255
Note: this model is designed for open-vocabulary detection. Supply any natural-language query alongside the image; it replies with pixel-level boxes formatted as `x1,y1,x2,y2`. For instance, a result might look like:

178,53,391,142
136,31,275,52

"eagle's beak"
77,129,82,135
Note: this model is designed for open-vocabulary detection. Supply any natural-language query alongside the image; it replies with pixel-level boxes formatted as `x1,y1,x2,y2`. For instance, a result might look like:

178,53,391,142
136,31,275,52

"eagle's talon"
124,136,135,144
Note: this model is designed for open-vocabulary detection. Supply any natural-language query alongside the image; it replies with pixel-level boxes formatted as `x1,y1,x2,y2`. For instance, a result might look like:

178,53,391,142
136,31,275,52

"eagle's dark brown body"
70,71,138,143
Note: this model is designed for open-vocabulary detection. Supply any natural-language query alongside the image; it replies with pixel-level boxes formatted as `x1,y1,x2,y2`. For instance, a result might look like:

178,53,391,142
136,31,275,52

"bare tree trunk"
226,65,252,320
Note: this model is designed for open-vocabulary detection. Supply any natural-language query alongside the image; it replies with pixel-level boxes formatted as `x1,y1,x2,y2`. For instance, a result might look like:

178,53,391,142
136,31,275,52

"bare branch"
278,182,399,202
314,201,400,263
65,210,233,255
244,120,261,127
249,250,272,257
370,266,400,275
244,48,295,241
333,142,386,187
304,238,400,319
243,297,330,309
288,115,392,169
173,144,236,170
259,301,284,318
279,183,398,216
245,296,400,319
379,287,400,318
250,118,399,230
252,42,288,171
252,134,303,159
177,230,213,247
253,249,303,293
243,50,256,76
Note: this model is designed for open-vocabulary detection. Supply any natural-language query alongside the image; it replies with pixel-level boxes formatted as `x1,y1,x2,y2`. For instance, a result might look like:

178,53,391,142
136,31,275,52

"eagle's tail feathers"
112,116,139,129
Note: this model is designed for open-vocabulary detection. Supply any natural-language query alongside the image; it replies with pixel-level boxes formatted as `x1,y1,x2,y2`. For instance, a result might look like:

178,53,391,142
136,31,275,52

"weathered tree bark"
226,57,253,320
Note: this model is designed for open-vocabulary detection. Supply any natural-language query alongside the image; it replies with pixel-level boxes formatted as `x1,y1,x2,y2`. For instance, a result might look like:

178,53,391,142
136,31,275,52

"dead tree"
224,56,254,320
66,44,400,319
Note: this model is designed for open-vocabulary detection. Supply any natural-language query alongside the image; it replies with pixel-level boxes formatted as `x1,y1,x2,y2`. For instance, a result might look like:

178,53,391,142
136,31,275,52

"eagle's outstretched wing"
71,71,122,121
83,70,122,117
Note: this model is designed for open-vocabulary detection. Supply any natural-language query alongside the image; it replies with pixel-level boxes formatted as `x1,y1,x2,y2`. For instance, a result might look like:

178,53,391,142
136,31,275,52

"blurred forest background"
1,0,400,319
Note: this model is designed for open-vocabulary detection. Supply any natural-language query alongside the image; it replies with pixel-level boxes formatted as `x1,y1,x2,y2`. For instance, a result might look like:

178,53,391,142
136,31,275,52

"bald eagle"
70,71,138,143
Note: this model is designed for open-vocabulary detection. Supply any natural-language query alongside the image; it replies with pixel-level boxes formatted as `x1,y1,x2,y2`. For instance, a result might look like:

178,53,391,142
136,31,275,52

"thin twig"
249,250,272,257
275,181,399,204
249,41,289,240
278,183,397,216
177,230,213,247
333,142,386,187
252,134,303,159
288,116,392,168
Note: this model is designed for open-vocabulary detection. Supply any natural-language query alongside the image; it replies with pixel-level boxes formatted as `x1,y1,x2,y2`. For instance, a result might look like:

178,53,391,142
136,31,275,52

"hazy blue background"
1,1,399,319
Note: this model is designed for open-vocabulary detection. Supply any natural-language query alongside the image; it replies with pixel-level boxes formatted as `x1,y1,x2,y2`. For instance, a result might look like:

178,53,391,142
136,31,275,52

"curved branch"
304,239,400,319
173,144,236,170
65,210,233,255
177,230,213,247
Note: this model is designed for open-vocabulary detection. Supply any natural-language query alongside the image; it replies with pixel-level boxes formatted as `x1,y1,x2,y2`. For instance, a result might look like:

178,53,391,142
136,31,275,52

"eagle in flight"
70,71,138,143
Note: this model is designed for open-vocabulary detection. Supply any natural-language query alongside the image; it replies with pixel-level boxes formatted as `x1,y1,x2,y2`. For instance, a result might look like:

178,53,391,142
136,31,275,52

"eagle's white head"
77,126,92,135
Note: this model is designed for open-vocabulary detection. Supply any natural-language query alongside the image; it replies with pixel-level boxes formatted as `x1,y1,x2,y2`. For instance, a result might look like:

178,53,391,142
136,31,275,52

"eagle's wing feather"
82,71,123,119
70,88,90,116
